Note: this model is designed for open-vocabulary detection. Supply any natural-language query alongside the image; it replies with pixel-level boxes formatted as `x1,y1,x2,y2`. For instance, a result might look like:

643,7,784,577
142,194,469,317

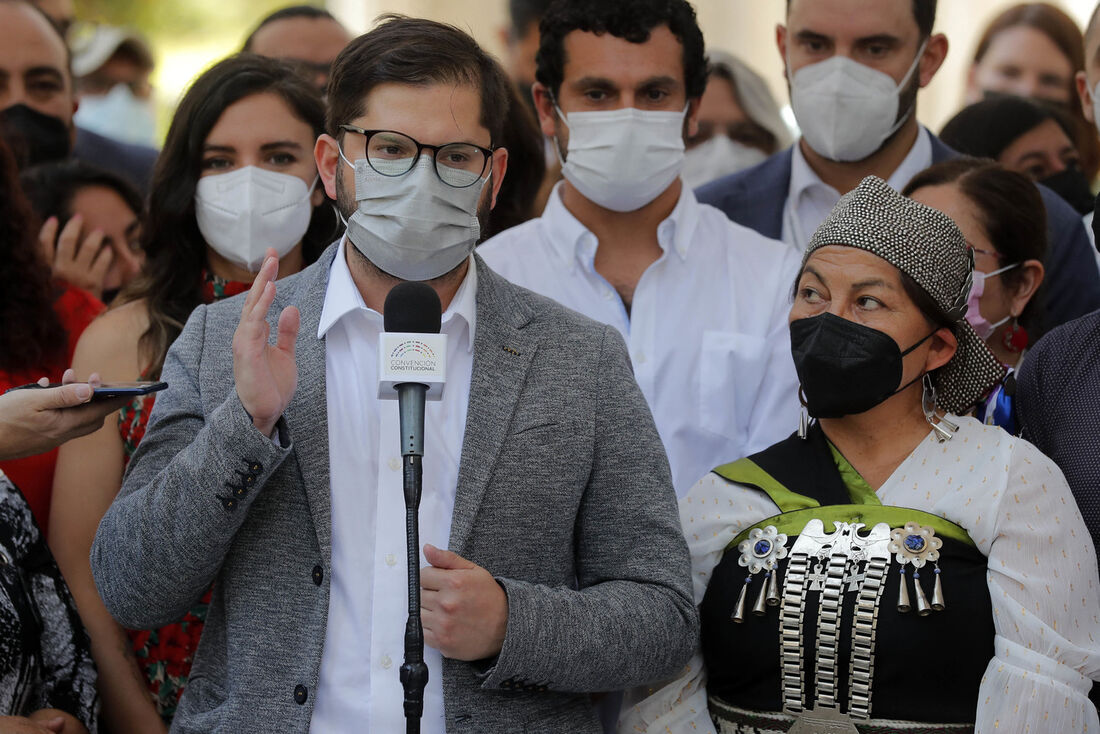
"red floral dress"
120,271,250,723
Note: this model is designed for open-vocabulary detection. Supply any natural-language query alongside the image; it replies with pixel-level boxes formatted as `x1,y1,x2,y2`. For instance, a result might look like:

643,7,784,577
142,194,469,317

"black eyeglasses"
339,125,493,188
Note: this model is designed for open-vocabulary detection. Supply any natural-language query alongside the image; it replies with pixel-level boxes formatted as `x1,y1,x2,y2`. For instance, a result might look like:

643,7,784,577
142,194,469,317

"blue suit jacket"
697,134,1100,332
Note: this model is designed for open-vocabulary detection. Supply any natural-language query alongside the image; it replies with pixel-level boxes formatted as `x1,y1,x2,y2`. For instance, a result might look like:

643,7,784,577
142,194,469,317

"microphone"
380,282,442,734
379,283,447,401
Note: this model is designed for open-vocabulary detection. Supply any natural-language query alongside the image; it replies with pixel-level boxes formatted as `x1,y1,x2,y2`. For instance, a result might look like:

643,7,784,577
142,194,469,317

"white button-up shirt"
309,241,477,734
479,183,802,496
781,125,934,252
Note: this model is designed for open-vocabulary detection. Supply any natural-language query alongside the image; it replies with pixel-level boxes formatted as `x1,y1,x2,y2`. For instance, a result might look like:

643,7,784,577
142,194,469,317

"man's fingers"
424,543,476,570
276,305,300,354
37,383,93,409
39,217,58,260
420,566,446,592
242,255,278,314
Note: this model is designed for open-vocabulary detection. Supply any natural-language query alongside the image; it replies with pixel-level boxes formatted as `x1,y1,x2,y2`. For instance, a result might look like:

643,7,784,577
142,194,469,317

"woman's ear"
924,325,959,374
1007,259,1045,318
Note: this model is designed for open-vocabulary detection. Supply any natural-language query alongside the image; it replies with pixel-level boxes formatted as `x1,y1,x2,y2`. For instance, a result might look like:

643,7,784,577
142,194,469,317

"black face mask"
0,103,71,168
1040,166,1094,216
790,313,933,419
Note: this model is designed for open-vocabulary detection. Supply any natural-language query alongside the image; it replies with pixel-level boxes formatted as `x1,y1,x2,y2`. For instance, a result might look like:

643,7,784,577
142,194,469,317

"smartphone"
5,381,168,401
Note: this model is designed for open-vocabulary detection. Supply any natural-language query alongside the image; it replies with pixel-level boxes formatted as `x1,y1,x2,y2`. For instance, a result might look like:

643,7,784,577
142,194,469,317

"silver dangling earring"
922,374,956,442
798,386,810,440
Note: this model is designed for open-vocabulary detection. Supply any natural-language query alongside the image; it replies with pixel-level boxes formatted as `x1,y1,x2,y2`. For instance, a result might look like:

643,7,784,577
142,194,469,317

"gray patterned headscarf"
804,176,1006,414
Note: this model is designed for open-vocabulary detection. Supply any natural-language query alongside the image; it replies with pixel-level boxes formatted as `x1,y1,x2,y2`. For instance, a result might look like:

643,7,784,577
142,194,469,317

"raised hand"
421,544,509,661
232,248,300,436
39,215,113,301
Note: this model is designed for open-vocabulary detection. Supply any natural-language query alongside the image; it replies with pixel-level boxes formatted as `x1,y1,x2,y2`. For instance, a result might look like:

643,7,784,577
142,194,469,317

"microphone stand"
397,383,429,734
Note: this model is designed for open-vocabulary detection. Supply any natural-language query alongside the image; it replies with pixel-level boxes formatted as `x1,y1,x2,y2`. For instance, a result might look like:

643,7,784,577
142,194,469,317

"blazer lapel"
449,257,536,554
283,245,338,560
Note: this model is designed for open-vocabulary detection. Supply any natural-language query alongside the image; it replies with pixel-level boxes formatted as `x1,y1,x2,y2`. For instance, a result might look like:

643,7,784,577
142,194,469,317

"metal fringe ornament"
731,575,750,623
766,565,781,606
931,565,945,612
752,572,769,616
913,569,932,616
896,566,911,613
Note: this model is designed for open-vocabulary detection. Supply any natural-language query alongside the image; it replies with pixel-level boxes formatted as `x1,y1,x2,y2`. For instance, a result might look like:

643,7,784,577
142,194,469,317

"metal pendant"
931,565,945,612
752,572,770,616
896,566,911,613
766,564,781,606
731,576,749,623
788,706,860,734
912,569,932,616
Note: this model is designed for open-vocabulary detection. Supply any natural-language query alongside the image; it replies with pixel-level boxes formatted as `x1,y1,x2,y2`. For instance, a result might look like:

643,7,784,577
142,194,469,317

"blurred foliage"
73,0,311,44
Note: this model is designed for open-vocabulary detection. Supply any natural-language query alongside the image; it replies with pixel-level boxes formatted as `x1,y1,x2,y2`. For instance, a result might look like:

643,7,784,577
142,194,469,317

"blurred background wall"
72,0,1100,142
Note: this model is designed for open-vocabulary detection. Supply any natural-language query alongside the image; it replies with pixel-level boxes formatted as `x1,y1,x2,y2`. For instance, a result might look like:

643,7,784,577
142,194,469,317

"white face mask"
195,166,316,272
789,42,926,162
555,105,686,212
681,135,768,189
74,83,157,147
341,151,486,281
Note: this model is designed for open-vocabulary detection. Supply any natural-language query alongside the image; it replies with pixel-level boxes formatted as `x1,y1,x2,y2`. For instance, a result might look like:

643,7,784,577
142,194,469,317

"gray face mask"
341,151,487,281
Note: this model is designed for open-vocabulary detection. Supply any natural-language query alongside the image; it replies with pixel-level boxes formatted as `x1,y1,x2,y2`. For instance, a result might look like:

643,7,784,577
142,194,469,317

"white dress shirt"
309,241,476,734
479,183,802,497
781,125,934,251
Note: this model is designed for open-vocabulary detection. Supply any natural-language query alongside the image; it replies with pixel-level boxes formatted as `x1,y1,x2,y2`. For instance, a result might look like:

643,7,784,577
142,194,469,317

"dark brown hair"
787,0,938,39
326,15,511,145
121,53,334,378
973,3,1100,179
482,82,546,239
0,137,66,372
537,0,708,101
903,157,1047,332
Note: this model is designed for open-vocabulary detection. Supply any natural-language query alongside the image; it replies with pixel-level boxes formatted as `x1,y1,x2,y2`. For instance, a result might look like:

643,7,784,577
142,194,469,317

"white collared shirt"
479,183,802,496
309,241,477,734
781,125,934,251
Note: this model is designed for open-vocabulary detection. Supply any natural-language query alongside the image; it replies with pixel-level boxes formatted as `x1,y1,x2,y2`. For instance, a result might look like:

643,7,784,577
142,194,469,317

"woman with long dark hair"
49,53,338,732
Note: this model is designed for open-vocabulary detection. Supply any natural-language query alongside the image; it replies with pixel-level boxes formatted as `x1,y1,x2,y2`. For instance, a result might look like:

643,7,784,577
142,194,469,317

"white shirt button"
385,553,397,567
381,655,393,669
635,351,647,365
603,288,614,300
388,457,401,472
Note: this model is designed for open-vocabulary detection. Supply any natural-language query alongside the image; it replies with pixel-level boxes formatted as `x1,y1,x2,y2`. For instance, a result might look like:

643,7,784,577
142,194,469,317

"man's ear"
532,81,558,139
918,33,949,88
685,97,701,139
315,133,341,201
489,146,509,208
776,23,788,73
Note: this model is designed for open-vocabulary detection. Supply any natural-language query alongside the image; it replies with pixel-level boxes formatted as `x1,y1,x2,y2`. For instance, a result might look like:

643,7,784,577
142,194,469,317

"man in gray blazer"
91,17,695,734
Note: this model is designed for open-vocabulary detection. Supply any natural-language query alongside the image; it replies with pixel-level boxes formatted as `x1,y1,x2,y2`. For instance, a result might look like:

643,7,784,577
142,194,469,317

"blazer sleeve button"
312,565,323,585
294,684,308,705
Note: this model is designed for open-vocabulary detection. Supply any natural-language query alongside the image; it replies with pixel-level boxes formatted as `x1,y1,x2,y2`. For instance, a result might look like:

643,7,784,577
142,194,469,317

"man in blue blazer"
698,0,1100,331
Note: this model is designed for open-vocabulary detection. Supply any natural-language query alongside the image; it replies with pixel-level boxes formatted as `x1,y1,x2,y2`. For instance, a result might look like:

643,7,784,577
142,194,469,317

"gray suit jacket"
90,246,696,734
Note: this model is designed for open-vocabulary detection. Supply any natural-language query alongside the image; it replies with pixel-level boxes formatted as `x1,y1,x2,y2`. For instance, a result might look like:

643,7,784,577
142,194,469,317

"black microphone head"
383,282,442,334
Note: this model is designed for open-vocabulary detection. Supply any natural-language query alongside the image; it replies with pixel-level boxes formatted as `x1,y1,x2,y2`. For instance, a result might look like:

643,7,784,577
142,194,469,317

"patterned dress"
118,271,250,724
0,471,98,731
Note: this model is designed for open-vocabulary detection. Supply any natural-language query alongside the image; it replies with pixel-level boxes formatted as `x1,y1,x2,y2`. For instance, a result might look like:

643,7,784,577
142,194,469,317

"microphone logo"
388,340,439,373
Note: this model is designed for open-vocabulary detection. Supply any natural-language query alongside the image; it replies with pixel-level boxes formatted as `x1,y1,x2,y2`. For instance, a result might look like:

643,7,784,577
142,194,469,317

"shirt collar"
540,180,701,273
317,238,477,354
788,124,934,202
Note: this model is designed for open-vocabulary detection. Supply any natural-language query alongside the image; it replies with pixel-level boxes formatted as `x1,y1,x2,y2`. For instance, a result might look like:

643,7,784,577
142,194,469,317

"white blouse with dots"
618,416,1100,734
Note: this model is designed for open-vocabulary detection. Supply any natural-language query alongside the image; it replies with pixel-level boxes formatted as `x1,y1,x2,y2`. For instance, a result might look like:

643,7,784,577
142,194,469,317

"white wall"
326,0,1099,134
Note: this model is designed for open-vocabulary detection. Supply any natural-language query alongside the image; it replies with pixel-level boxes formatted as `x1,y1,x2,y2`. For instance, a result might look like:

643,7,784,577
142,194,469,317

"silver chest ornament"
888,521,946,615
730,525,788,622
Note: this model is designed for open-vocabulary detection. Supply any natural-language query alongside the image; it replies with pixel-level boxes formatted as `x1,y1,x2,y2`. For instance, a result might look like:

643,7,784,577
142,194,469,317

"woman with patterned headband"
619,176,1100,734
